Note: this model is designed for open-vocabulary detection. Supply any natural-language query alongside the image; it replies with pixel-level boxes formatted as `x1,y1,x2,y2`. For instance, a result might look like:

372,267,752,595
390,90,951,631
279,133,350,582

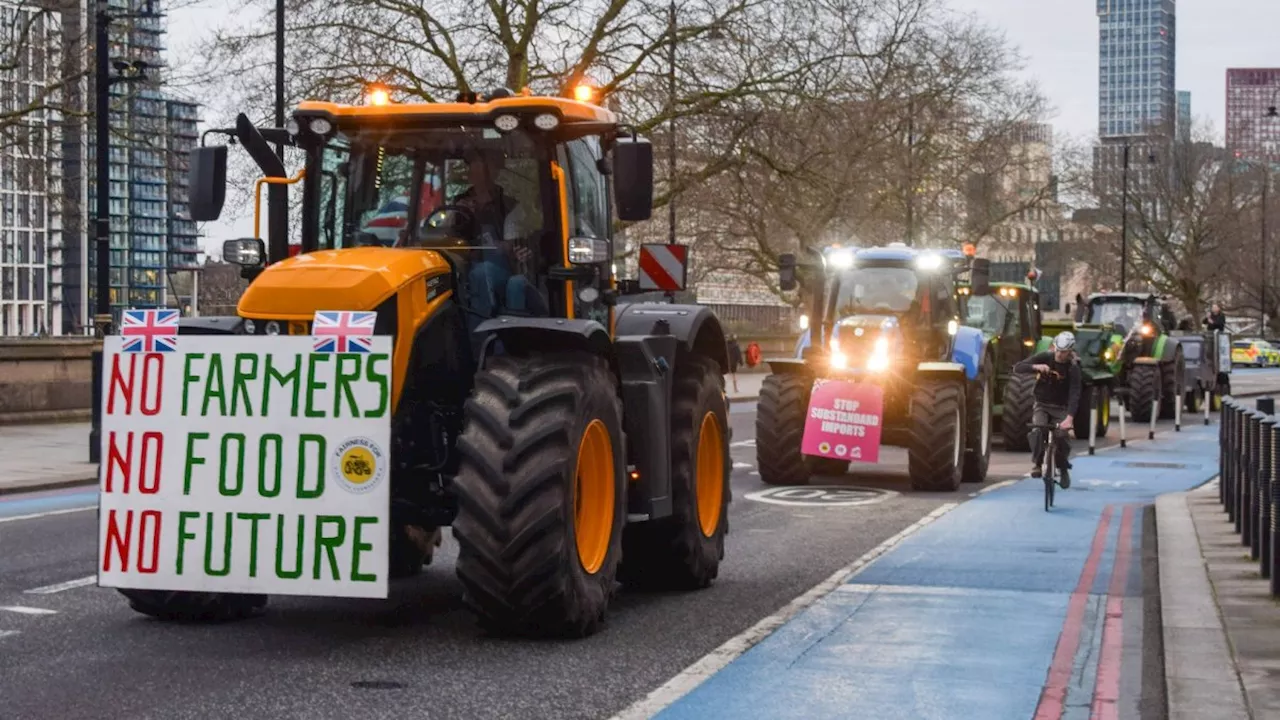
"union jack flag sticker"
120,309,179,353
312,310,377,353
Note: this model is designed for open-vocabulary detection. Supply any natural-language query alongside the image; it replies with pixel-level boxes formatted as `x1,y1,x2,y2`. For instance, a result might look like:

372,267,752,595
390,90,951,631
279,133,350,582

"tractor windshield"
1085,299,1145,332
963,293,1012,335
310,126,547,252
830,267,921,317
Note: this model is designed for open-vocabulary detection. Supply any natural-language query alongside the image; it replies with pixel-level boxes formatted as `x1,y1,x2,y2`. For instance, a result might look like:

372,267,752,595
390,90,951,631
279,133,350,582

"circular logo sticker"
745,486,897,507
818,441,832,454
331,437,387,494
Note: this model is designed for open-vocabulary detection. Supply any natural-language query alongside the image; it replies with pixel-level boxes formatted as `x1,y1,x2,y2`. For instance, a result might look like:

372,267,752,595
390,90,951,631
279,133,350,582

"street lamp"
1118,141,1157,292
89,0,160,463
665,2,723,245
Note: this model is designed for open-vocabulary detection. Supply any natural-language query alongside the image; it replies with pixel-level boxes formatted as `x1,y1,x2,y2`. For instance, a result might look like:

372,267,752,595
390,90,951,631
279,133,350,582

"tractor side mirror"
969,257,991,296
613,137,654,221
189,145,228,221
1064,303,1072,316
778,253,797,291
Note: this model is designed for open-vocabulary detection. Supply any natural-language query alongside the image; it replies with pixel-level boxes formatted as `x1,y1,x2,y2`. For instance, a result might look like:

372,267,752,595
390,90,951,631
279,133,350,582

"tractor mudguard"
765,357,813,375
917,361,968,380
616,303,731,373
950,326,984,381
177,316,247,335
474,316,613,361
1156,334,1180,363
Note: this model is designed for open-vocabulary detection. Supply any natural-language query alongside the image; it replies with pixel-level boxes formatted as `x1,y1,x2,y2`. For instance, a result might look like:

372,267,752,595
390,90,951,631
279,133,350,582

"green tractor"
957,278,1043,451
1067,292,1185,424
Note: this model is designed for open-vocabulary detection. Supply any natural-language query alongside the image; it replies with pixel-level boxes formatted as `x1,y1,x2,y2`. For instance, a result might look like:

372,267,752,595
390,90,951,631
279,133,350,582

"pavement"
0,423,95,495
0,369,1277,719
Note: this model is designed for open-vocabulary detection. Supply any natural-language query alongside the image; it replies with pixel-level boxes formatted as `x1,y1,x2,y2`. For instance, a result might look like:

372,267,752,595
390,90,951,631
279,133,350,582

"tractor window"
831,267,920,317
963,294,1013,335
567,138,607,239
1085,300,1145,332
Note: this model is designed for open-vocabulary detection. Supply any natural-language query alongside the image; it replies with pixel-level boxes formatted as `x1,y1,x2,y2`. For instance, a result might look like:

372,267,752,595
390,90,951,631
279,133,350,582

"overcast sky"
164,0,1280,253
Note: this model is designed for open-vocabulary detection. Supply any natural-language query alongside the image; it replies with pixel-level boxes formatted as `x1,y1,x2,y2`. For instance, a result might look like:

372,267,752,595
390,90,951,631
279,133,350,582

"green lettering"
175,511,199,575
201,354,227,417
181,353,205,416
236,512,270,577
351,516,378,582
313,515,346,581
305,353,331,418
263,353,301,417
203,512,233,576
296,434,326,499
364,353,390,418
258,434,283,497
219,433,245,496
230,353,259,416
333,354,362,418
274,514,305,579
183,432,210,494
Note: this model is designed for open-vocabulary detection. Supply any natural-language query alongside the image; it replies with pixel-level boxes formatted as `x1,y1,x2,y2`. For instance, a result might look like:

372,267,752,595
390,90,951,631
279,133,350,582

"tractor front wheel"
961,361,993,484
620,356,730,591
1128,364,1161,423
451,351,626,638
1074,384,1112,440
756,373,817,486
118,590,267,622
907,380,966,492
1159,350,1185,420
1001,372,1036,452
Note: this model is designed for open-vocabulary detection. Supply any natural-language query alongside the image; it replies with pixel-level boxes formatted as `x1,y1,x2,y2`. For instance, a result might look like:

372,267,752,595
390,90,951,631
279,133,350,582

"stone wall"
0,338,99,424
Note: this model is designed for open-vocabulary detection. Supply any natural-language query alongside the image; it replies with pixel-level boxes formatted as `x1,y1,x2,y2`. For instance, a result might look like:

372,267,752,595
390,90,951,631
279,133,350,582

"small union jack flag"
120,309,179,353
312,310,377,353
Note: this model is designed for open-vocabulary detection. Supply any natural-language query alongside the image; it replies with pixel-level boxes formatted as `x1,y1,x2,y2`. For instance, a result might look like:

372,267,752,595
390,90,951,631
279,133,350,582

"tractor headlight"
830,349,848,369
798,313,809,330
243,319,256,334
494,114,520,132
866,336,891,372
533,113,559,130
827,249,854,270
915,252,943,271
265,321,281,336
1140,323,1153,337
308,117,333,135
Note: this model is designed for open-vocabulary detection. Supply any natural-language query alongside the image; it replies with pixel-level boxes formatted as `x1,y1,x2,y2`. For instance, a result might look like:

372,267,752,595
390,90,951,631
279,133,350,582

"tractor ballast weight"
760,244,996,492
111,89,735,639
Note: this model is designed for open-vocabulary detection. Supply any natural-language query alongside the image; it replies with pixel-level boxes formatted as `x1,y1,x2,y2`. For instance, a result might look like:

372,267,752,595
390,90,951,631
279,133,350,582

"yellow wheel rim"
695,411,725,538
1101,392,1111,426
574,419,615,574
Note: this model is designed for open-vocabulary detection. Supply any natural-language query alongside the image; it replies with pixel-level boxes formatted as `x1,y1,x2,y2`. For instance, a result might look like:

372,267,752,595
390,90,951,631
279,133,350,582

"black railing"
1220,397,1280,596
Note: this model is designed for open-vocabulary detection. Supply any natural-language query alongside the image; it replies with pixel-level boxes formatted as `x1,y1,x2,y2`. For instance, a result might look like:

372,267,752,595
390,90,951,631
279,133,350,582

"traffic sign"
744,486,896,507
638,243,689,291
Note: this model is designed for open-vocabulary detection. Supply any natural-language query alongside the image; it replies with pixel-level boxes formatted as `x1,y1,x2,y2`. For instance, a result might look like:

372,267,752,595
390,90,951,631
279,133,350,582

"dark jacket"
727,340,743,372
1014,351,1082,413
1203,311,1226,331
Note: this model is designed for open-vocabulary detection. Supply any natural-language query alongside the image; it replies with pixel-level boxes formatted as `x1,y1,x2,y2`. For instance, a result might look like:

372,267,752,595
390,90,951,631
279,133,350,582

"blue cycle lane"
655,423,1221,720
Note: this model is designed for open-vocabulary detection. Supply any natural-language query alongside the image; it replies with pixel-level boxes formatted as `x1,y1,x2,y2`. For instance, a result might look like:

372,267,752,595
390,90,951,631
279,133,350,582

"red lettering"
106,354,135,415
139,432,163,494
104,431,132,494
137,510,162,573
103,509,133,572
141,353,163,415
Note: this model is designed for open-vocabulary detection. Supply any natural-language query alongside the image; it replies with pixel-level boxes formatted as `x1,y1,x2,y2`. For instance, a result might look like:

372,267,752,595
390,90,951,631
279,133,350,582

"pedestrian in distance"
727,334,743,393
1013,331,1082,488
1203,303,1226,332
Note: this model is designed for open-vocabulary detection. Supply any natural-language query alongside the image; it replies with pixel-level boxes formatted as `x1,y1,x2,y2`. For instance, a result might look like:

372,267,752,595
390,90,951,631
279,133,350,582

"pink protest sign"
801,379,884,464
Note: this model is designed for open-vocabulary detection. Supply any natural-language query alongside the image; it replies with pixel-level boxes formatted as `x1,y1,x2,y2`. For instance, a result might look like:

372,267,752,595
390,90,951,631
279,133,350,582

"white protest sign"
96,334,393,599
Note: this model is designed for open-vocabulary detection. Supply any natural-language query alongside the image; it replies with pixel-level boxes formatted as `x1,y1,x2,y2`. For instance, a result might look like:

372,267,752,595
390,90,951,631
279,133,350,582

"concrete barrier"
0,338,100,425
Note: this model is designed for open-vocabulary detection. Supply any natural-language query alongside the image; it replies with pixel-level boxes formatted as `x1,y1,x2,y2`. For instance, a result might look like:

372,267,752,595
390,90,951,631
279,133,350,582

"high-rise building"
1177,90,1191,143
1097,0,1177,139
54,0,203,334
0,0,66,335
1226,68,1280,165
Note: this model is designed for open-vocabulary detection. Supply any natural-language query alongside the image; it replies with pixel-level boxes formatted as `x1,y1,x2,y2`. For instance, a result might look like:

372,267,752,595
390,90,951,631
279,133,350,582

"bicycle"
1029,421,1065,511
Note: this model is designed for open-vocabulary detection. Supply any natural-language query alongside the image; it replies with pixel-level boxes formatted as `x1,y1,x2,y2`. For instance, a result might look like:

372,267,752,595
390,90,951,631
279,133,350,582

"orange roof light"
573,82,596,104
962,243,976,257
366,85,391,106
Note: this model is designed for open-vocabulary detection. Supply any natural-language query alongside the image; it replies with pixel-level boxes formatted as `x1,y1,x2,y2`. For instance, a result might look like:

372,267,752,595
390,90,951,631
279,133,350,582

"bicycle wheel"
1043,433,1055,511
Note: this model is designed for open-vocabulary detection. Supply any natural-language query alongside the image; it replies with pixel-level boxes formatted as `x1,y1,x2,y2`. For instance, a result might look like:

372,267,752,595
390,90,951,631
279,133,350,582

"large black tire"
1001,372,1036,452
962,361,993,484
451,352,626,638
907,380,965,492
620,356,730,591
1159,349,1185,420
1074,384,1112,440
1128,363,1161,423
756,373,814,486
118,589,267,622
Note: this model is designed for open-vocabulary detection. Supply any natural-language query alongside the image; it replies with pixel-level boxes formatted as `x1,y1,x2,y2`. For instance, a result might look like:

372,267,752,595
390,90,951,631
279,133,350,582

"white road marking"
608,502,959,720
0,506,96,525
732,462,754,469
25,575,97,595
730,440,755,448
978,478,1020,495
0,630,18,640
0,606,58,616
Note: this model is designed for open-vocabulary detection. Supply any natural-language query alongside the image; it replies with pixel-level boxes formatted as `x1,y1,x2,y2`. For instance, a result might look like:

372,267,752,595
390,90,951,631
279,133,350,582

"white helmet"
1052,331,1076,352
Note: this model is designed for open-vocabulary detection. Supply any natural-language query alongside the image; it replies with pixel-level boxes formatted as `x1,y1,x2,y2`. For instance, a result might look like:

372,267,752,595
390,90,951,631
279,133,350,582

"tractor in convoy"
117,86,735,639
1068,292,1185,423
757,244,996,492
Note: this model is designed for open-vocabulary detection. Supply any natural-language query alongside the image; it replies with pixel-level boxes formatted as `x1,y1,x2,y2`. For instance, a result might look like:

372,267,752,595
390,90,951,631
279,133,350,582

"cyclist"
1013,331,1082,488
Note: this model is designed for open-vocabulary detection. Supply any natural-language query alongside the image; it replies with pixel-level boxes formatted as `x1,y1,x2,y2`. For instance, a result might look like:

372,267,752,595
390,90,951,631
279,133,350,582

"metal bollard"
1089,386,1098,455
1223,400,1235,509
1245,411,1263,546
1149,399,1159,440
1118,395,1128,448
1261,417,1276,577
1239,411,1254,535
1205,389,1212,426
1233,403,1247,526
1175,390,1182,431
1254,400,1276,558
1271,421,1280,596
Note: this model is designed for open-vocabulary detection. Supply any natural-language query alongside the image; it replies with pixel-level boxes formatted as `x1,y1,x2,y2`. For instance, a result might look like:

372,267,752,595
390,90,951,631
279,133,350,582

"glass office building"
1097,0,1177,139
1226,68,1280,165
1177,90,1191,144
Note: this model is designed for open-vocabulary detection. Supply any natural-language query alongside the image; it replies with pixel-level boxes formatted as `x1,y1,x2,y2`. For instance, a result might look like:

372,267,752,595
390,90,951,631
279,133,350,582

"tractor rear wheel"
1074,384,1112,440
1159,350,1185,420
1001,372,1036,452
620,356,730,591
961,361,993,484
756,373,815,486
907,380,966,492
1128,363,1161,423
118,590,267,622
451,351,625,638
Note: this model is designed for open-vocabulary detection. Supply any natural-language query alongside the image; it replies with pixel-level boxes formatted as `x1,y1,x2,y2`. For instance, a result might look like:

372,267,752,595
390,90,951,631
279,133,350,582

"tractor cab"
1078,292,1176,338
960,282,1041,372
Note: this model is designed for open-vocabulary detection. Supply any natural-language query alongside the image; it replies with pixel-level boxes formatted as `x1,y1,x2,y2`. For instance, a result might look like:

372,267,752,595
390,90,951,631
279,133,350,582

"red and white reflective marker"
638,243,688,291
